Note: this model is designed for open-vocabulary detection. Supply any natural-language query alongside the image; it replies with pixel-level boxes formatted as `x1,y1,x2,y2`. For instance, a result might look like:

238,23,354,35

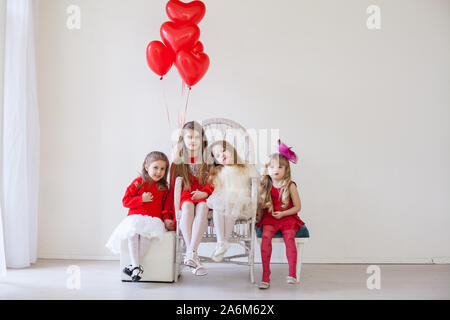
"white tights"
180,201,209,255
128,235,152,268
213,210,236,243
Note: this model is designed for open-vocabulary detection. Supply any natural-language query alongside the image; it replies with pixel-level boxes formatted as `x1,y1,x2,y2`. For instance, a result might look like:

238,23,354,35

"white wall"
37,0,450,263
0,0,5,274
0,0,6,218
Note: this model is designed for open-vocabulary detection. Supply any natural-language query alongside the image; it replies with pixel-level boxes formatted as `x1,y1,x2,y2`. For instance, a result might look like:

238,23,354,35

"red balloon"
166,0,206,26
146,41,175,77
192,41,204,53
175,50,210,87
160,21,200,54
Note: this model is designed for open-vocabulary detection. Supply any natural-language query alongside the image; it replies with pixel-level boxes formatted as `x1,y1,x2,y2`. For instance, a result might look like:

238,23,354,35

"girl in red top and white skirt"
256,140,305,289
105,151,175,282
166,121,213,276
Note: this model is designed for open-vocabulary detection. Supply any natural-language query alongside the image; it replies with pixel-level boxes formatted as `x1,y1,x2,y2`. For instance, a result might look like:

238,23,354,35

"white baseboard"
38,254,119,261
37,254,449,264
301,257,433,264
431,257,450,264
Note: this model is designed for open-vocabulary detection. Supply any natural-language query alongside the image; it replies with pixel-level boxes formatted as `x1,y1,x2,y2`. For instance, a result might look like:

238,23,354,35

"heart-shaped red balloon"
192,41,204,54
175,50,210,87
146,40,175,77
166,0,206,26
160,21,200,54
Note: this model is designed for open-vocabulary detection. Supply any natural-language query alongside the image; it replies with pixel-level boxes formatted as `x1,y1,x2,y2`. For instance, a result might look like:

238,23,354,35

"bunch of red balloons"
146,0,210,88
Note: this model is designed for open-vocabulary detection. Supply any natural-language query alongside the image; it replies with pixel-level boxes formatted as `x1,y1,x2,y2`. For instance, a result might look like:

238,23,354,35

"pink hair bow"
278,139,298,164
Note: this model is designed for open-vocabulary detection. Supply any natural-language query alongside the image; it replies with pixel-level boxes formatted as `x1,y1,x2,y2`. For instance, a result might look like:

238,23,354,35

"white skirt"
105,214,166,254
207,189,254,220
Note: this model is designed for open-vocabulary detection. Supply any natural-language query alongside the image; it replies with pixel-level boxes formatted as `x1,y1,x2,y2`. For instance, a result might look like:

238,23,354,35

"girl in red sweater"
167,121,213,276
106,151,175,282
256,140,305,289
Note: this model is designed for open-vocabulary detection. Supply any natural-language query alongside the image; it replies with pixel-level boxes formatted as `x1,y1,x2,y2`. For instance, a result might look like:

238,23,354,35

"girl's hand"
191,191,208,200
142,192,153,203
164,219,175,231
272,211,284,220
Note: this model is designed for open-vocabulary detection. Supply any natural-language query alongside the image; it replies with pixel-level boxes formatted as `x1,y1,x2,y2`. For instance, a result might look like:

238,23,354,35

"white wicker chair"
173,118,259,283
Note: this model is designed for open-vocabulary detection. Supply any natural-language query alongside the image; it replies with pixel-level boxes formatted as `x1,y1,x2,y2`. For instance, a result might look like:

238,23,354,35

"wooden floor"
1,260,449,300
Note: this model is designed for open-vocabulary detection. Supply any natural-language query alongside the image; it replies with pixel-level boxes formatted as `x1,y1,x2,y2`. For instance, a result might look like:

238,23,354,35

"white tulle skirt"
207,188,254,220
105,214,166,254
206,165,259,220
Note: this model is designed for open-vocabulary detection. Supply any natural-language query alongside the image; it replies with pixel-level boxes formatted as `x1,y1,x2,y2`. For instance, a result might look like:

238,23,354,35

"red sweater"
122,177,174,224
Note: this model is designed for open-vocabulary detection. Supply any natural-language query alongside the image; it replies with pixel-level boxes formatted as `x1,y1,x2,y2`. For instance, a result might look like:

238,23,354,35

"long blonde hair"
206,140,246,185
171,121,209,190
260,153,292,212
137,151,169,191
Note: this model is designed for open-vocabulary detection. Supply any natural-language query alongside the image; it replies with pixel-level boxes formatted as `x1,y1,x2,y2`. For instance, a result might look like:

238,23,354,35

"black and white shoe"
131,265,144,282
122,265,133,277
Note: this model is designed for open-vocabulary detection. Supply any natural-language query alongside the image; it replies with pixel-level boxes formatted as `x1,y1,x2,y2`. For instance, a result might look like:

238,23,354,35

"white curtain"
1,0,39,269
0,0,7,277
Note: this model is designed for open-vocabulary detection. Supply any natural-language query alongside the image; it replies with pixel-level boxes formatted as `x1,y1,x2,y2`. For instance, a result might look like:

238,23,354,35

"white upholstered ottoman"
120,231,177,283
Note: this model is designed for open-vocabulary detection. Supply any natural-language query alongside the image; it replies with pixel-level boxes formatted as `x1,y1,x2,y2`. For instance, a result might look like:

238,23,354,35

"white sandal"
192,264,208,276
191,252,208,276
183,251,197,268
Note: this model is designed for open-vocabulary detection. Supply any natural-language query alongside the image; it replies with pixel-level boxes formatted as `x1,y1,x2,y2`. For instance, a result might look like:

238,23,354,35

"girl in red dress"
106,151,175,282
256,140,305,289
166,121,213,276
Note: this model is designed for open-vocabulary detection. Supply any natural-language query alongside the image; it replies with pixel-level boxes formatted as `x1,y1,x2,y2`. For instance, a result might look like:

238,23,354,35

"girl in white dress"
206,140,260,261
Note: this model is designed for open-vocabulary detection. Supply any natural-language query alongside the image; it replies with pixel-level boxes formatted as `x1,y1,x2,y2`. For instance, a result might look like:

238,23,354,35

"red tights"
260,224,298,283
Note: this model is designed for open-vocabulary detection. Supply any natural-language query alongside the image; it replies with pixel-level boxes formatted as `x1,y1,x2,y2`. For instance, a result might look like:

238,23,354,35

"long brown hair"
172,121,209,190
206,140,246,185
260,153,292,212
137,151,170,191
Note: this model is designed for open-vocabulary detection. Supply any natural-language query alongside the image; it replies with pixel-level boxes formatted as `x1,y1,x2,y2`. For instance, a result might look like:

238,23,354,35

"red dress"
123,177,174,224
166,157,214,216
257,181,304,231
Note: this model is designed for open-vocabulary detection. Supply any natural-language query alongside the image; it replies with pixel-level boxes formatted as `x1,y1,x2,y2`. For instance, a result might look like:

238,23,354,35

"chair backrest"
202,118,255,164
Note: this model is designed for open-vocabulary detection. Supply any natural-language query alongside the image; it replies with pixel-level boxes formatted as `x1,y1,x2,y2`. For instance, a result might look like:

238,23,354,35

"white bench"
120,231,180,282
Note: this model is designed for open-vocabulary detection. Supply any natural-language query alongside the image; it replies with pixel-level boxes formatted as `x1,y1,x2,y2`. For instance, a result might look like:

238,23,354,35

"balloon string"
178,81,187,129
183,87,191,126
162,79,170,125
162,79,176,153
178,81,183,130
